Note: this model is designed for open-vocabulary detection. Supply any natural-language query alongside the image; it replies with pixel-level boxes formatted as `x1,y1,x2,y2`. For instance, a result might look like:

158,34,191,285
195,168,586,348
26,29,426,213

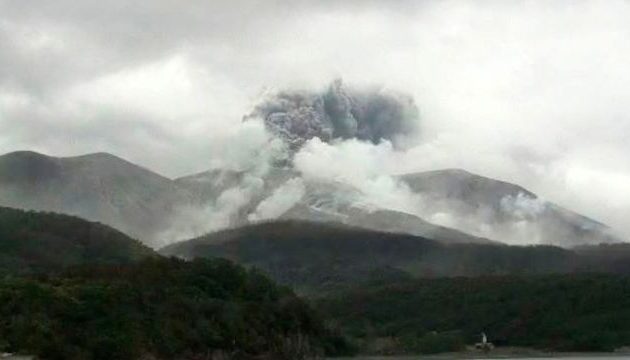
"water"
347,357,629,360
344,354,630,360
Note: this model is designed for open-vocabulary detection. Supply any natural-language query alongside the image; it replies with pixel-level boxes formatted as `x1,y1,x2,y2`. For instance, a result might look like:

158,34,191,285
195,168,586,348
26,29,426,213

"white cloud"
249,178,306,222
294,138,421,214
0,0,629,237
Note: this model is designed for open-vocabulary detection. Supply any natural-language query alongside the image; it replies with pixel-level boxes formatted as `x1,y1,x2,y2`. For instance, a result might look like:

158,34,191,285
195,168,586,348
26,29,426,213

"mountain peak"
1,150,125,164
2,150,46,156
70,151,121,160
400,168,536,199
1,150,55,161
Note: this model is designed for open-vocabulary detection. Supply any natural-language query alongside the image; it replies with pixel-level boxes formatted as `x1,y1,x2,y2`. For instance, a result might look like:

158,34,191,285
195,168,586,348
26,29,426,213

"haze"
1,0,629,238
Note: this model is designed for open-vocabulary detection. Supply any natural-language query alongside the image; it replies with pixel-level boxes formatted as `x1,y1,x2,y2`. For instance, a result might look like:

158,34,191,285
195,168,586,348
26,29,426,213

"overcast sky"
1,0,629,237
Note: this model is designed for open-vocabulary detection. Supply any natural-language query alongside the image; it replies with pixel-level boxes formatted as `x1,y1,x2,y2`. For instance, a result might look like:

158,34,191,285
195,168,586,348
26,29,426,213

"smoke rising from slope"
154,121,286,245
290,136,621,246
3,1,630,239
145,78,625,247
249,177,305,222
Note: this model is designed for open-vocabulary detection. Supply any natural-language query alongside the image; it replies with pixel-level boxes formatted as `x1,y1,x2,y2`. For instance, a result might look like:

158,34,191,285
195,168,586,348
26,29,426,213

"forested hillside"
0,207,154,274
0,257,351,360
161,220,630,292
315,274,630,355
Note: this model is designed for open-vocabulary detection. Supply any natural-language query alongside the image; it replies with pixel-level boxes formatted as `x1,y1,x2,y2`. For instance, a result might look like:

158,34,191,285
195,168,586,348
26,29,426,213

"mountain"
281,193,494,245
174,168,247,204
0,151,192,247
0,206,154,274
159,220,564,291
1,150,621,248
176,166,619,247
174,167,495,245
160,220,630,292
399,169,621,246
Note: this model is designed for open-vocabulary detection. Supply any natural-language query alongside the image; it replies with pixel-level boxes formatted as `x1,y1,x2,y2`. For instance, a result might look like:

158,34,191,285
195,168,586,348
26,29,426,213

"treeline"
160,220,630,292
0,207,154,274
0,257,352,360
315,274,630,355
5,209,630,358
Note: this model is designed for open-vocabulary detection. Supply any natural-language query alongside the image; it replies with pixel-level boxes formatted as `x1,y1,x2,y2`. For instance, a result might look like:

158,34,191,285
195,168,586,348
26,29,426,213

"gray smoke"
244,79,419,151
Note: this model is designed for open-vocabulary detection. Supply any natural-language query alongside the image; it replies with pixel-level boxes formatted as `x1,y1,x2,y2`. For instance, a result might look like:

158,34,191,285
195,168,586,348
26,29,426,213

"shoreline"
329,347,630,359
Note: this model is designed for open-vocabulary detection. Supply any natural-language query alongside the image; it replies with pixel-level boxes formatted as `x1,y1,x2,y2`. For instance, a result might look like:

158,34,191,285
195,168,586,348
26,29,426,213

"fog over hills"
0,148,621,248
399,169,620,246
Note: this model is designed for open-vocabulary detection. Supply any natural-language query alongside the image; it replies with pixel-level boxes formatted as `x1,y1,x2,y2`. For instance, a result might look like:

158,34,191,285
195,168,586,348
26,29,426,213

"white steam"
293,138,421,215
249,177,305,222
155,80,624,248
155,121,286,245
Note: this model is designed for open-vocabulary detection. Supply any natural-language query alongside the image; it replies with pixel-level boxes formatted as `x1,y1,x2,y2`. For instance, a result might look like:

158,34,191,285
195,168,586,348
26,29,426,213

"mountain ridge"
0,150,193,247
0,150,622,248
159,219,630,292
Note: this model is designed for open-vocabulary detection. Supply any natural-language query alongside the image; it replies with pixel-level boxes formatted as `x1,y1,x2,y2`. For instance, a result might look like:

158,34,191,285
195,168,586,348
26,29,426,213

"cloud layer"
1,0,629,238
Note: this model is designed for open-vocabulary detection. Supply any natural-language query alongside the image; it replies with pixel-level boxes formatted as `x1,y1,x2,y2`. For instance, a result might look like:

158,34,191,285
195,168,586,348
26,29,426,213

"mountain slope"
175,168,495,245
0,206,155,274
159,220,582,290
0,151,193,247
1,150,621,248
161,220,630,292
177,166,619,246
282,199,494,245
399,169,620,246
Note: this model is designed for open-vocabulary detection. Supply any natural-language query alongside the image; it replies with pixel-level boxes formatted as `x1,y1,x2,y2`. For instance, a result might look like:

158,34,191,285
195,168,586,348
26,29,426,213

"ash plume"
244,79,420,151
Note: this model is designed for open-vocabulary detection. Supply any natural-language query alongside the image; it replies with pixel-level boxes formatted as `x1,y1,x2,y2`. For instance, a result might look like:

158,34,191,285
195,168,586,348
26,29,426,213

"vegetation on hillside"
0,207,154,274
0,257,352,360
315,274,630,355
160,220,630,292
4,210,630,358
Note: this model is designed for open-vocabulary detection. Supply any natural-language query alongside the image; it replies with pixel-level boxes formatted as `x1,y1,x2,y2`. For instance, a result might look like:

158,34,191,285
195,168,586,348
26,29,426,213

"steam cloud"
244,79,419,151
3,1,630,244
155,80,622,248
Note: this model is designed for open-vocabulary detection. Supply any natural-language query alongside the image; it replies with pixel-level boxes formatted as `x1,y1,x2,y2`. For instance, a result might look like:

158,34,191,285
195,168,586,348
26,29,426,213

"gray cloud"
245,79,419,150
0,0,629,238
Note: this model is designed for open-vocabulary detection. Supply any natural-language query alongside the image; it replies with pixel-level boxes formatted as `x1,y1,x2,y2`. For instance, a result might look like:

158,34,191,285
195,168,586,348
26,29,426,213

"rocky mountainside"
174,167,494,245
0,151,193,247
399,169,620,246
0,150,621,248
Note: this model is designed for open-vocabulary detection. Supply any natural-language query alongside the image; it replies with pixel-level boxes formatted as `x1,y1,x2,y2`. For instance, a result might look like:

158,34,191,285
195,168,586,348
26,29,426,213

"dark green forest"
0,208,349,359
161,220,630,292
4,208,630,358
0,207,154,274
0,257,350,359
315,274,630,354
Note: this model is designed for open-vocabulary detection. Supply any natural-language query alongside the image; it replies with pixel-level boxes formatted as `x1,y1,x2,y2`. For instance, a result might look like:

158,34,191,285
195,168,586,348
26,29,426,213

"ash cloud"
244,79,419,151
